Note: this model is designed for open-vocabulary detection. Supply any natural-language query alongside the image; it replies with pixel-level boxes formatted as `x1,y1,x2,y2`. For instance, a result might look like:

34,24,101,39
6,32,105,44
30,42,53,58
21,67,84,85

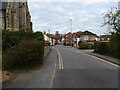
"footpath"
3,47,57,88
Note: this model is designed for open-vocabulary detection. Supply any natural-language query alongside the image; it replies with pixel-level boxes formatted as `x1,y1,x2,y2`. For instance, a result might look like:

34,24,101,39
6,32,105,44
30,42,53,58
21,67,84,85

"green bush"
66,43,71,46
94,42,109,55
2,39,44,70
2,30,44,51
94,33,120,59
108,33,120,59
78,42,93,49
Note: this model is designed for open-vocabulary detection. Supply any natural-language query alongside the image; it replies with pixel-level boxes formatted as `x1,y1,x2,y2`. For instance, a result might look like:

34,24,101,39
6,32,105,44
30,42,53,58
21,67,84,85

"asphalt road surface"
52,45,119,88
4,45,119,89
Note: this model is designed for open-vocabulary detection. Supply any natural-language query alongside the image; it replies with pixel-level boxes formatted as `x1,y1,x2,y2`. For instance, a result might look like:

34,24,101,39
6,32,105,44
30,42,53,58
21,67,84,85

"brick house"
99,35,111,42
64,31,98,47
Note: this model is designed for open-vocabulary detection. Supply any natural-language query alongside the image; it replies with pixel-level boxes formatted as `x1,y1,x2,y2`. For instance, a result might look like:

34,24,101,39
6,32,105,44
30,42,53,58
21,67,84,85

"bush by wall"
94,42,109,55
2,30,44,70
66,43,71,46
78,42,93,49
108,33,120,59
2,30,44,51
2,39,44,70
94,38,120,59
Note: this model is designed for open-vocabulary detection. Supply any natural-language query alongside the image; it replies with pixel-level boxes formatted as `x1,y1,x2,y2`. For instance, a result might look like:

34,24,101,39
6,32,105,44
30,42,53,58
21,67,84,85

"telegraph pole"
48,29,50,46
70,19,73,47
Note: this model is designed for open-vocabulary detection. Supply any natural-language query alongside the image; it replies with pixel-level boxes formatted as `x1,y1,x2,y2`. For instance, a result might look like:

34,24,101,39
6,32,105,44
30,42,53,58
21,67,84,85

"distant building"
0,1,32,32
55,31,60,36
79,31,97,43
99,35,111,42
64,31,98,47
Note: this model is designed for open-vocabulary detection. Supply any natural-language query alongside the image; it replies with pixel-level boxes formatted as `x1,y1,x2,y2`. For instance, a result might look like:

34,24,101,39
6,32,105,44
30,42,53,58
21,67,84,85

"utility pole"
48,29,50,46
70,19,73,47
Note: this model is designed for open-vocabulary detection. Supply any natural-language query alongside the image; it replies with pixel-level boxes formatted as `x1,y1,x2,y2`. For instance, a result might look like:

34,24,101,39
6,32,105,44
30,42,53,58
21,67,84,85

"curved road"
52,45,118,88
4,45,119,89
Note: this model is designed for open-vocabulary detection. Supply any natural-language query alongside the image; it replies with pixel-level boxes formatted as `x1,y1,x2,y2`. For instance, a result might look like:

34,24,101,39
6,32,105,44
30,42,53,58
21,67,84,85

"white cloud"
29,1,118,35
28,0,119,2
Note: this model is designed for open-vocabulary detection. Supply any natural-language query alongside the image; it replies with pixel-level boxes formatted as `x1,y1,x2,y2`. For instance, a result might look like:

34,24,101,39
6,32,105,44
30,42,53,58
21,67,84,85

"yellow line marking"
53,47,64,69
66,47,119,68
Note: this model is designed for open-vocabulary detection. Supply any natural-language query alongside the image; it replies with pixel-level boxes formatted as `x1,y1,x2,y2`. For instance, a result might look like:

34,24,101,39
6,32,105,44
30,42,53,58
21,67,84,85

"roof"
76,31,82,37
100,35,111,37
81,31,97,36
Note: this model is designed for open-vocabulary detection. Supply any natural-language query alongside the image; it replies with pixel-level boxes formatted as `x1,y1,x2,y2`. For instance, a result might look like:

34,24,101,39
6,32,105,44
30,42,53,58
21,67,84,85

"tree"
102,7,120,59
102,7,120,34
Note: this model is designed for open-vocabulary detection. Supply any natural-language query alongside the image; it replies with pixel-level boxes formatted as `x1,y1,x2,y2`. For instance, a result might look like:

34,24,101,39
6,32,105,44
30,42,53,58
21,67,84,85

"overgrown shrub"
94,42,109,55
2,39,44,70
108,33,120,59
78,42,93,49
2,30,44,70
66,43,71,46
94,33,120,59
2,30,44,51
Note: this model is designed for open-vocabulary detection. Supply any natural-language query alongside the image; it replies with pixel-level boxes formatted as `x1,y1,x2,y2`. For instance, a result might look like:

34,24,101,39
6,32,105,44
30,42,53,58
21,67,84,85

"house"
79,31,97,43
64,32,72,45
64,31,98,47
99,35,111,42
73,31,82,47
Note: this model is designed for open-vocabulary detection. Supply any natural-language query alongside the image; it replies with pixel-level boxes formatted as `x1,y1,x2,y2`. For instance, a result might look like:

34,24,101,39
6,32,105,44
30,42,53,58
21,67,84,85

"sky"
28,0,119,35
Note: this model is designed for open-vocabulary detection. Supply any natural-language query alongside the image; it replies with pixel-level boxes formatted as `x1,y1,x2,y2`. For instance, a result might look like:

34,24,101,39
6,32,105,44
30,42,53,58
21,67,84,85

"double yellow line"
53,47,64,69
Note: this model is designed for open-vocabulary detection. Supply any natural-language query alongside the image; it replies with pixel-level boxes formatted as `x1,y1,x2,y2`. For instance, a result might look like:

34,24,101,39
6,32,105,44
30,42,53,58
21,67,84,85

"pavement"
3,48,57,88
3,45,119,89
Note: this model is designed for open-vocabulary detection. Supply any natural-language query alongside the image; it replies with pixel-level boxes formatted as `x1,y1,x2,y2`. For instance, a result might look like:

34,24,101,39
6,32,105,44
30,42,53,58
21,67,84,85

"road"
4,45,119,89
52,45,118,88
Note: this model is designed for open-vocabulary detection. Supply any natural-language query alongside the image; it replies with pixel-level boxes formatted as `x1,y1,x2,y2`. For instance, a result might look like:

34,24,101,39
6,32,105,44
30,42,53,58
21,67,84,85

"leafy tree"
102,7,120,34
102,7,120,59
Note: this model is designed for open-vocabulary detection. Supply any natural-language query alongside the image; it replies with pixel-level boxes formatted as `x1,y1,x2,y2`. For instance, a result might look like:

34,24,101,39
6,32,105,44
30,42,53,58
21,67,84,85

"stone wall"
0,2,7,30
1,1,32,32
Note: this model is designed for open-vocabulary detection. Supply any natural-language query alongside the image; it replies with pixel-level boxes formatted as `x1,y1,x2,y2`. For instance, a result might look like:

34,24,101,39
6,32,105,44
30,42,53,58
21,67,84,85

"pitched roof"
81,31,97,36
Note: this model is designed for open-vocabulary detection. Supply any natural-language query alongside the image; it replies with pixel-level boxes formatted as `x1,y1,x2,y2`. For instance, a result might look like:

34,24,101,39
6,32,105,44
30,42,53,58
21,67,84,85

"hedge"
78,42,93,49
2,30,44,51
2,30,44,70
94,42,109,55
94,37,120,59
108,33,120,59
2,39,44,70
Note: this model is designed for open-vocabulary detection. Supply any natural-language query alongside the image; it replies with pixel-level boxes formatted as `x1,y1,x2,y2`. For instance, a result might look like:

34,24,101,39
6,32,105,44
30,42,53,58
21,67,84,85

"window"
102,38,104,41
107,38,110,41
84,36,89,41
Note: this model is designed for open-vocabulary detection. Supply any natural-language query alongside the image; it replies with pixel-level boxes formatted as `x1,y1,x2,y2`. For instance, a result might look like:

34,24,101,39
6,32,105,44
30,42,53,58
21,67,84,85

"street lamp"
48,29,51,46
70,19,73,47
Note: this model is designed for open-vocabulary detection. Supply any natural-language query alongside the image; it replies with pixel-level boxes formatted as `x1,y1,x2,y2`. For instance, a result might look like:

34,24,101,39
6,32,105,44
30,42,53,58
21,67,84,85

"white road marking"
49,47,58,88
49,65,56,88
52,47,64,69
66,47,119,68
53,47,64,69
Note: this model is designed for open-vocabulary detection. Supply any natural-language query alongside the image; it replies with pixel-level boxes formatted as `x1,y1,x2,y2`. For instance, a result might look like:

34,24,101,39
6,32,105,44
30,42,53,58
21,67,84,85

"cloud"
28,1,118,35
28,0,119,2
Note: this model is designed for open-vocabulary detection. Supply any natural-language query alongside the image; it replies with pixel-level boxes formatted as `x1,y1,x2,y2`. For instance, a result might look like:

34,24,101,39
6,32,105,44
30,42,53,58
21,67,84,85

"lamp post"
70,19,73,47
48,29,51,46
